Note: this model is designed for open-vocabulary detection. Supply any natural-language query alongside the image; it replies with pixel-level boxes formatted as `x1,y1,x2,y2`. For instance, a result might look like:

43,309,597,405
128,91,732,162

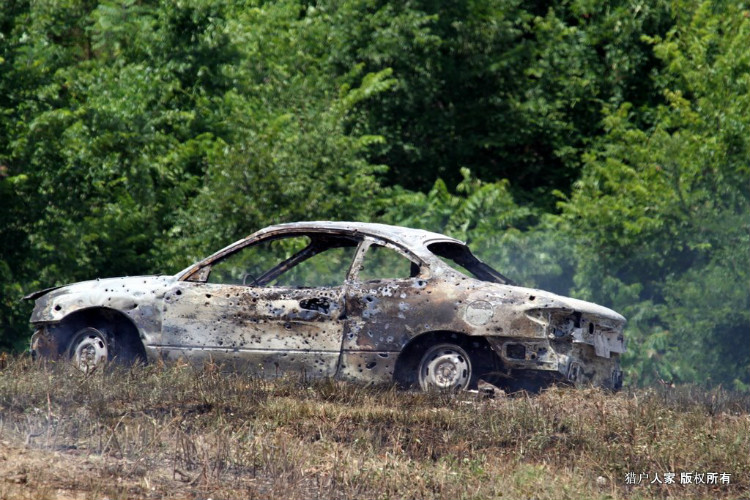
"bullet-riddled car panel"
27,221,626,391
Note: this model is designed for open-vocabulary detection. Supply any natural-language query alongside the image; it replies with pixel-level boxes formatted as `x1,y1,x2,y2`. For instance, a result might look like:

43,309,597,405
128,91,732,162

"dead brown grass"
0,355,747,499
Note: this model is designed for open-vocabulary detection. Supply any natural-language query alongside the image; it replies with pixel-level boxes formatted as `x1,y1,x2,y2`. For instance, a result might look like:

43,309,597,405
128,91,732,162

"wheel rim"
69,328,109,373
418,343,472,391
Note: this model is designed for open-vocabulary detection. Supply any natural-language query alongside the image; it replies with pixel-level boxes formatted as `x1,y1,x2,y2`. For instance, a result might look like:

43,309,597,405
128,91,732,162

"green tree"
381,168,578,294
559,0,750,389
0,0,241,349
155,1,397,268
329,0,672,208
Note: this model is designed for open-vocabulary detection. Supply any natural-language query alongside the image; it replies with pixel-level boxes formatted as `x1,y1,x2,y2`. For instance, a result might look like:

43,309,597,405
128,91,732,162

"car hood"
23,285,66,301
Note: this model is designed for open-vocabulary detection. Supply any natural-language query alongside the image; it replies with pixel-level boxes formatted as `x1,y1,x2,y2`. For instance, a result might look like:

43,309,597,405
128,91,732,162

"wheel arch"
40,307,146,362
393,331,499,389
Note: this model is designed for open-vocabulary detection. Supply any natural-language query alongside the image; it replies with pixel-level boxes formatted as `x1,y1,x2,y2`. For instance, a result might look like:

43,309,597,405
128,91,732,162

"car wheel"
418,343,472,391
68,327,111,373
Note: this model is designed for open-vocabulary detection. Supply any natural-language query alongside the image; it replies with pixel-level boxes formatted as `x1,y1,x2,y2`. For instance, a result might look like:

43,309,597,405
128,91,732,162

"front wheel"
418,343,472,391
68,327,111,373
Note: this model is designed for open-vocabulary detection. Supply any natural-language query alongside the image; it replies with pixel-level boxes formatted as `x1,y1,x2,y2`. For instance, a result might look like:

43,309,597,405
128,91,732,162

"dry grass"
0,355,748,499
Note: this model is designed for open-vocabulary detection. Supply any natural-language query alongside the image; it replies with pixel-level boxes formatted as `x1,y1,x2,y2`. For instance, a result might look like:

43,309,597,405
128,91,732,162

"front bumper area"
30,325,66,360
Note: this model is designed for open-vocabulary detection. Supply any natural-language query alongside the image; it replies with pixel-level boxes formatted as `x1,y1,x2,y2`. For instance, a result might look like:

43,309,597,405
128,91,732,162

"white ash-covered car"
26,222,626,391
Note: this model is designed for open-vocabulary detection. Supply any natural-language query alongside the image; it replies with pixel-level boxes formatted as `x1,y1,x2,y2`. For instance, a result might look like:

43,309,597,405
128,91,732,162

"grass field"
0,355,747,499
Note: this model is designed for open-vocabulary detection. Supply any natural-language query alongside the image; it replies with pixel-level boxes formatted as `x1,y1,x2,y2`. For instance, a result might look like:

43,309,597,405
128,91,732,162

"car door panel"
159,281,344,377
337,240,432,382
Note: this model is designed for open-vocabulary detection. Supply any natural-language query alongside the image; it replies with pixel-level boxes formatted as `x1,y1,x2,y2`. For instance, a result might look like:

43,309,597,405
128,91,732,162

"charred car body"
26,222,626,391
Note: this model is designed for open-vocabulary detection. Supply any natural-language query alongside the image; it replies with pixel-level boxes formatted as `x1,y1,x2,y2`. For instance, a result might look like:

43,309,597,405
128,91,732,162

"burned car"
26,222,626,391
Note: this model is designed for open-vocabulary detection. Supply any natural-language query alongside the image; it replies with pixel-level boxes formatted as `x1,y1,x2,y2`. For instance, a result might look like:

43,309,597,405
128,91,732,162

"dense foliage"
1,0,747,389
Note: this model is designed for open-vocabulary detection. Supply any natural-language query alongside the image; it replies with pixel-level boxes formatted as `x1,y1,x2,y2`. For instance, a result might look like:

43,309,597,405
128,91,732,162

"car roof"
254,221,465,250
177,221,465,280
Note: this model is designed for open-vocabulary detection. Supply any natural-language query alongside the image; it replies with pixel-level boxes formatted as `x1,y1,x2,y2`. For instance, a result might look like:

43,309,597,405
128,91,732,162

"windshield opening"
427,242,515,285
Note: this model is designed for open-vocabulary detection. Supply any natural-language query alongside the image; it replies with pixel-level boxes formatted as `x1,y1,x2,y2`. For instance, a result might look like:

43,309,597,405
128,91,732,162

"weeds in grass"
0,355,747,499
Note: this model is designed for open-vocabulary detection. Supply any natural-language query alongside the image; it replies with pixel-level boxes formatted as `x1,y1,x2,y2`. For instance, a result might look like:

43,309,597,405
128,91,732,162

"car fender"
27,276,176,345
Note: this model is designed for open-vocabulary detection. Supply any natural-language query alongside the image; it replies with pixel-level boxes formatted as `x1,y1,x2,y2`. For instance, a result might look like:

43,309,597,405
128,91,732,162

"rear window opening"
427,241,515,285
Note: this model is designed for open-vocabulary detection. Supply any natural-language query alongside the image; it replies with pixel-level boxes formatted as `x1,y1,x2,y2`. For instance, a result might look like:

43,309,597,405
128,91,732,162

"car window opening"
205,234,359,287
262,236,358,287
358,243,422,282
427,242,515,285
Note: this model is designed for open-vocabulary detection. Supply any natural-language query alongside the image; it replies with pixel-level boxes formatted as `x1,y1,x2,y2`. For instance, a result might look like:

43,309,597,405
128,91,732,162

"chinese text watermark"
625,471,731,486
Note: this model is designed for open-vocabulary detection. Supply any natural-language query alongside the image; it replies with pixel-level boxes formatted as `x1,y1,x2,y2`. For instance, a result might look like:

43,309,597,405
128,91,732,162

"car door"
159,232,359,378
339,238,428,382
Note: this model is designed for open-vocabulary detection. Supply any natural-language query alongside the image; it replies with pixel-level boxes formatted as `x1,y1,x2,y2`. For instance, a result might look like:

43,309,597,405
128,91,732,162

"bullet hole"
176,290,182,296
529,295,536,301
206,294,212,299
54,305,61,311
365,361,377,369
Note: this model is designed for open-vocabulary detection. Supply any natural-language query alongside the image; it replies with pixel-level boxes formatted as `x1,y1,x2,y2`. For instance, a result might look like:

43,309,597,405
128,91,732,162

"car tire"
418,343,472,391
67,327,112,373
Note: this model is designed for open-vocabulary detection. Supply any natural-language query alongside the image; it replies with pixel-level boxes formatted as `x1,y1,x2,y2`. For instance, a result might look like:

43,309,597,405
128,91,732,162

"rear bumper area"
487,337,623,390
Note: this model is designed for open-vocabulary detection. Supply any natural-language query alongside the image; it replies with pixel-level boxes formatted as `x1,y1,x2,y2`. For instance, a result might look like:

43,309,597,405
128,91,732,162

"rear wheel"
68,327,111,373
418,343,472,391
